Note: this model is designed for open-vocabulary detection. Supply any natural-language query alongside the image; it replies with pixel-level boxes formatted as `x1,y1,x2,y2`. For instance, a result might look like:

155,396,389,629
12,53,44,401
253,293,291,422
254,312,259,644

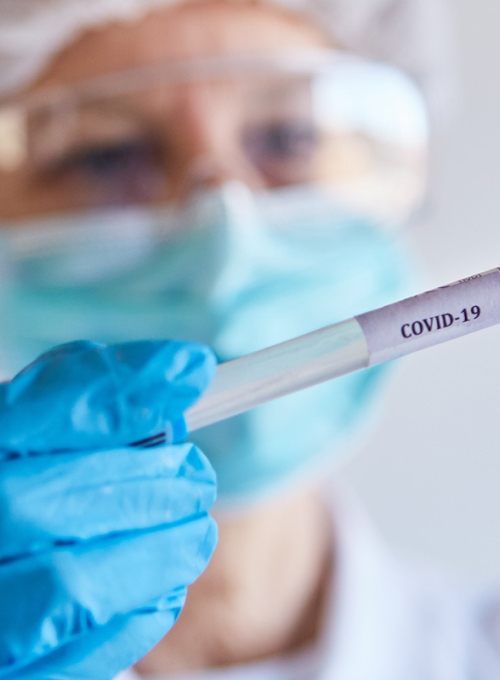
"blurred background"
342,0,500,583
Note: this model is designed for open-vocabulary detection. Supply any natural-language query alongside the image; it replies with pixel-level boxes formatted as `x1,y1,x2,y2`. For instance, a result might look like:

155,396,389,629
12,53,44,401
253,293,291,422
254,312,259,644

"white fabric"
0,0,455,125
117,490,500,679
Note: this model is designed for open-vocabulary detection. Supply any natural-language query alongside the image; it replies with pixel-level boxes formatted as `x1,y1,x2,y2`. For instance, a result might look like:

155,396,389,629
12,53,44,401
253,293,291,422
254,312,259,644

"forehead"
28,1,329,92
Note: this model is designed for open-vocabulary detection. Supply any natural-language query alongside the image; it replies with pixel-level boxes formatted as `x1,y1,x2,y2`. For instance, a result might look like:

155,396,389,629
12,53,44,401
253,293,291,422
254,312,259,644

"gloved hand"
0,339,218,680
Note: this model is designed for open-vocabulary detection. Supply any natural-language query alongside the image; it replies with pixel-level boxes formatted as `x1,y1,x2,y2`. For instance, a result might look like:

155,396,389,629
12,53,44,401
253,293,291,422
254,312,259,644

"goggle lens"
0,51,428,225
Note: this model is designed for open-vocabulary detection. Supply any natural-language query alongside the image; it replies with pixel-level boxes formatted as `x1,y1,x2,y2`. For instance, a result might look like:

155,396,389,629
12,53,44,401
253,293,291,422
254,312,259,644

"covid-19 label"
355,268,500,366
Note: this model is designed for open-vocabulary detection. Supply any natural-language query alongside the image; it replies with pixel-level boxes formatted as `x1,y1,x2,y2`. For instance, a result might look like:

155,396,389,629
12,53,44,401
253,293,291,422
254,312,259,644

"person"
1,1,498,679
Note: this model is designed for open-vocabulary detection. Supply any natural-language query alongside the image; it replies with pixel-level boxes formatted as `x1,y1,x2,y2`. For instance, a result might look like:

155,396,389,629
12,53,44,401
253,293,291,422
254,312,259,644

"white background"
342,0,500,583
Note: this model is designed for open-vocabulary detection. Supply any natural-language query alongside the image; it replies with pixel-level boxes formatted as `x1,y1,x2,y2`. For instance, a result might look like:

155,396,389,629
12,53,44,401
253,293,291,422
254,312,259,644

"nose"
166,84,264,199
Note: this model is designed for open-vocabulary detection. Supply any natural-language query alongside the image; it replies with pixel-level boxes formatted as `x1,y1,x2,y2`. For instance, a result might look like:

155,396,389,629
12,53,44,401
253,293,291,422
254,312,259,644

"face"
0,1,330,220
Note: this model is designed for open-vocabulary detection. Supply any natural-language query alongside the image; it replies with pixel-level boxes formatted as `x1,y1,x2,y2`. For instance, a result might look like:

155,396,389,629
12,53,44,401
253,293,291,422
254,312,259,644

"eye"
31,136,168,208
244,122,317,161
55,139,160,180
243,121,318,186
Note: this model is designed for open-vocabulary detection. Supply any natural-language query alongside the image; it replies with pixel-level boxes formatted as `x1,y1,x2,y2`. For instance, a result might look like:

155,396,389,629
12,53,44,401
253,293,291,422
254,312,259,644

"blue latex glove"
0,340,218,679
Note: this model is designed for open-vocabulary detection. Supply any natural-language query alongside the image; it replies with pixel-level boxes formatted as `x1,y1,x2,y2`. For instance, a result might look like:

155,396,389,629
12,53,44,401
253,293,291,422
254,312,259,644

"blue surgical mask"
0,182,414,505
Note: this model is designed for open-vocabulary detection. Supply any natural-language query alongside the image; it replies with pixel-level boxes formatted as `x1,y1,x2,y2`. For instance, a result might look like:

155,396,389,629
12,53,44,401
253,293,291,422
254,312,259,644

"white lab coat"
118,491,500,679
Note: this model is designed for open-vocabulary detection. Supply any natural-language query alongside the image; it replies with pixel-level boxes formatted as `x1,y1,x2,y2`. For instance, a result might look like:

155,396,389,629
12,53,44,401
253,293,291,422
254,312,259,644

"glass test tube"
185,267,500,433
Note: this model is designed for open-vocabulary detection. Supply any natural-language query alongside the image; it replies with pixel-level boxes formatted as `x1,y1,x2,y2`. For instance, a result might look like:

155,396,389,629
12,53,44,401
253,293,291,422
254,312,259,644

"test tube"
185,267,500,432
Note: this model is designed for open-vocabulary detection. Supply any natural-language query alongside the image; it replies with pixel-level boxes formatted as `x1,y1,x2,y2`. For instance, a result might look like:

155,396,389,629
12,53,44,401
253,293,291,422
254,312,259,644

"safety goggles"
0,49,428,226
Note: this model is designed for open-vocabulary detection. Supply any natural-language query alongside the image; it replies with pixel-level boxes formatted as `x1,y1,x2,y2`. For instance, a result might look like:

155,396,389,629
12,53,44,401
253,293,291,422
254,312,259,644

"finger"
0,514,217,671
17,340,105,369
0,443,216,561
0,340,216,455
4,602,183,679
